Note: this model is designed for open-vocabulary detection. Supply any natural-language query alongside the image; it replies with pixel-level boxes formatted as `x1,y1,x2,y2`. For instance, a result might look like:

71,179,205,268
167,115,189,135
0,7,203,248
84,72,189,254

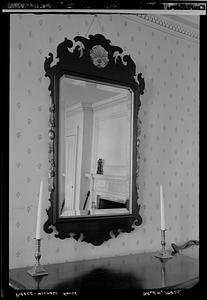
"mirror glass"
58,75,133,218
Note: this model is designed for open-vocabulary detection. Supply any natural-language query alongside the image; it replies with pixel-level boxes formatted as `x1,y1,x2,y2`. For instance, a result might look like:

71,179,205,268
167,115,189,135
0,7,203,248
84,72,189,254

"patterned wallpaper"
9,14,199,269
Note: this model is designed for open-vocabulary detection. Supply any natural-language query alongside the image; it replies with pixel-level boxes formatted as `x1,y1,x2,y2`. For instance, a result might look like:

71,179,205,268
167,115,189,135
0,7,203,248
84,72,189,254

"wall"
91,96,130,177
9,14,199,269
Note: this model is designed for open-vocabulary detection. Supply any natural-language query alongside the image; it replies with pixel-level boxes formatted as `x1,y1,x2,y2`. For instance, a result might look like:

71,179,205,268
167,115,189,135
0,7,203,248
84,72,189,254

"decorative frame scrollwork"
43,34,145,245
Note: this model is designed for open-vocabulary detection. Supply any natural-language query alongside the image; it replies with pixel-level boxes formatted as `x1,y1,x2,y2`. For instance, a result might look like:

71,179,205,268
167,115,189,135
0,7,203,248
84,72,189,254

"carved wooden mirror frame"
43,34,145,245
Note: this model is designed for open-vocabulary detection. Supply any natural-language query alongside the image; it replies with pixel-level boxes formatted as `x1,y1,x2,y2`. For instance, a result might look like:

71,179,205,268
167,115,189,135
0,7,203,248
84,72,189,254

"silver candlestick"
27,238,48,277
154,229,173,260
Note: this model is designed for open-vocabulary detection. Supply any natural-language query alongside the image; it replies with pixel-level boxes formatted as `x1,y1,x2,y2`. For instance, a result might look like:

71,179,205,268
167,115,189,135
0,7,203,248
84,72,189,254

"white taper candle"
36,180,44,239
160,184,165,230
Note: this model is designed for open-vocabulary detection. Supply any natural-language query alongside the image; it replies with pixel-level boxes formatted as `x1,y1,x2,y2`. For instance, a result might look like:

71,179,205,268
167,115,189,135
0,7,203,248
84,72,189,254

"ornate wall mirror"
44,34,145,245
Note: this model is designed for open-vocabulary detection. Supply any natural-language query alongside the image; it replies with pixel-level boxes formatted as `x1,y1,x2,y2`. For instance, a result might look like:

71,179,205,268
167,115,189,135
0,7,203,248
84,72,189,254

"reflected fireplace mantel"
85,172,129,210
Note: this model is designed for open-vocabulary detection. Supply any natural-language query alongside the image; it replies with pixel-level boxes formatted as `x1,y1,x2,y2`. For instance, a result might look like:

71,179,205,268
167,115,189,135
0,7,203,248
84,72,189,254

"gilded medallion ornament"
90,45,109,68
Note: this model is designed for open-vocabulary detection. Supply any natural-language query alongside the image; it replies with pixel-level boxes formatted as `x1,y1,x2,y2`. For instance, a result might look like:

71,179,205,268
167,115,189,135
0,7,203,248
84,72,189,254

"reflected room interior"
58,76,133,218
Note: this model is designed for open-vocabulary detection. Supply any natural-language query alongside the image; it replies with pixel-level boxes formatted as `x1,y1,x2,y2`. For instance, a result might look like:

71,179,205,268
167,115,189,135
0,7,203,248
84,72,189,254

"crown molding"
164,15,199,30
136,14,199,42
92,93,129,111
66,102,93,115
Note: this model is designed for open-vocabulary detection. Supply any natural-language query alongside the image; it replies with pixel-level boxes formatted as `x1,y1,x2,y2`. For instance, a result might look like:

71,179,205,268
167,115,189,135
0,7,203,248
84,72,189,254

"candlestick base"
27,238,48,277
154,251,173,260
154,229,174,260
27,264,48,277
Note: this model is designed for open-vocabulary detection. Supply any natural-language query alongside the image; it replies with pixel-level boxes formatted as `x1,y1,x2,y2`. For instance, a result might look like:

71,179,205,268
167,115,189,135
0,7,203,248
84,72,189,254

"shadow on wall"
52,267,143,289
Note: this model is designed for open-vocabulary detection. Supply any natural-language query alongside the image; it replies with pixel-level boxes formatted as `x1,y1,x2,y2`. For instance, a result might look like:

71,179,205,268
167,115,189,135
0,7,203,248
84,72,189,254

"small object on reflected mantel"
96,158,104,174
27,238,48,277
154,229,174,261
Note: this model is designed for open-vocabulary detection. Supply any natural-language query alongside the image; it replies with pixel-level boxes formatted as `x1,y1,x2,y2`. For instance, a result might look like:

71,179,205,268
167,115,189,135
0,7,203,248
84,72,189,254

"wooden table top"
9,252,199,291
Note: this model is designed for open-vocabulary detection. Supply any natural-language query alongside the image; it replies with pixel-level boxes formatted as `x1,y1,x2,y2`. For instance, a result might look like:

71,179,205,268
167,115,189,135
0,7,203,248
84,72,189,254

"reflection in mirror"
58,75,133,218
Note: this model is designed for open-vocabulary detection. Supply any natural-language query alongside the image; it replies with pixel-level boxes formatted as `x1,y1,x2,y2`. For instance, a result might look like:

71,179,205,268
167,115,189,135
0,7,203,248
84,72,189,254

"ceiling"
60,76,129,108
